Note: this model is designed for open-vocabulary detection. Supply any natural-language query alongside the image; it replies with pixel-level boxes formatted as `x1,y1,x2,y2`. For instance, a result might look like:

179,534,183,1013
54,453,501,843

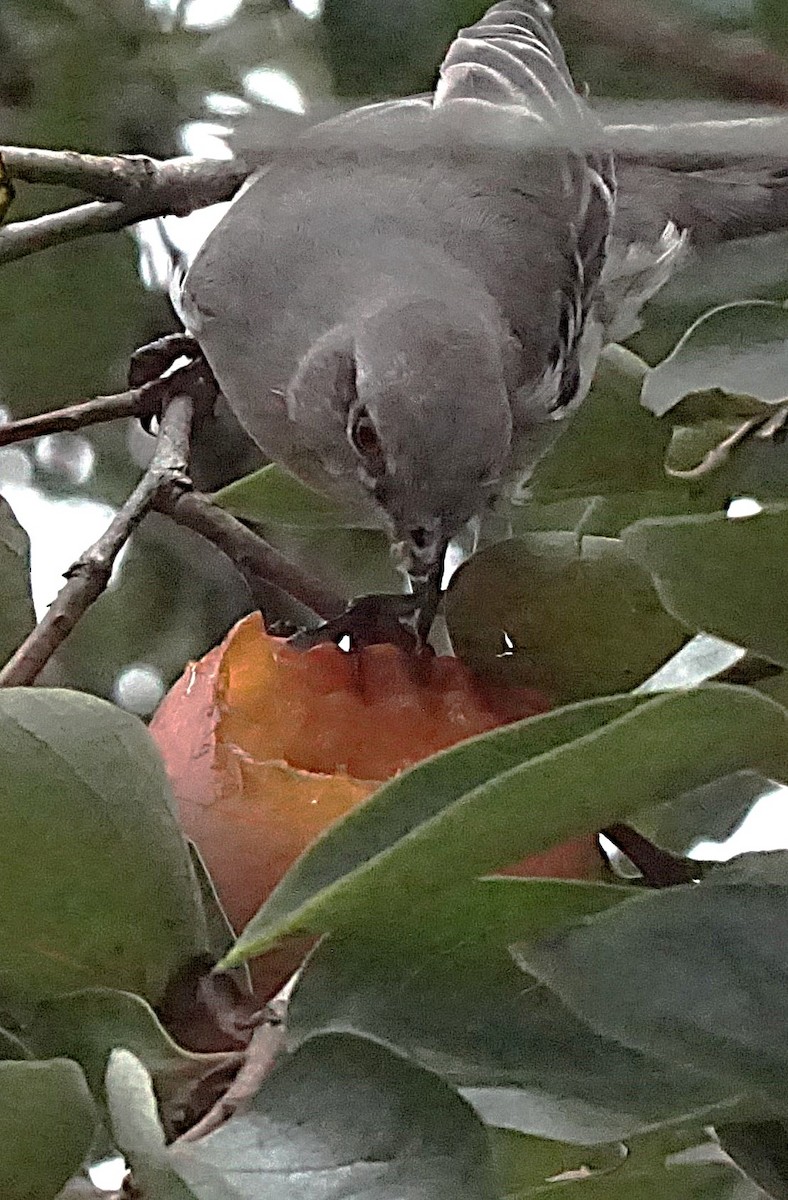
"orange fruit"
151,613,600,996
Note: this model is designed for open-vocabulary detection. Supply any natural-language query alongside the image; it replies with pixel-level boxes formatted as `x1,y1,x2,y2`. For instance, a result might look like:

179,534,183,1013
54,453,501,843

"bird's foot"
129,333,219,432
287,591,436,652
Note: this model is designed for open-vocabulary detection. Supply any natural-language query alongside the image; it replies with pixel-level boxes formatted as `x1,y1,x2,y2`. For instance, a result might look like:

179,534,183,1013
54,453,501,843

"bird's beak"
392,523,447,579
390,528,448,644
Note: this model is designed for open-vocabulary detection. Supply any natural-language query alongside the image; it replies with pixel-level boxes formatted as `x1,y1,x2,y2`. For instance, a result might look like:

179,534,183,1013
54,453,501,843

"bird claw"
128,334,220,432
129,333,204,390
288,592,431,652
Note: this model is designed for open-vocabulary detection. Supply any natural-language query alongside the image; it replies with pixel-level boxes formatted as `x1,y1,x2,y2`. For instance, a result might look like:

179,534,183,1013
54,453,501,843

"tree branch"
0,146,249,208
559,0,788,108
156,490,344,621
0,382,161,447
0,393,194,688
0,149,251,265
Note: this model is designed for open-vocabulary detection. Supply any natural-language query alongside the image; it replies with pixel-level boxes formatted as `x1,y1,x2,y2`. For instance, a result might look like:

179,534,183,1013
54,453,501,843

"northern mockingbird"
178,1,788,638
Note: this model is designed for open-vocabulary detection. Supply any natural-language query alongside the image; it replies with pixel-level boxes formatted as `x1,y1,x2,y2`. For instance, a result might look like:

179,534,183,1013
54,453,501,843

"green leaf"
289,881,741,1145
718,1119,788,1200
0,688,207,1010
492,1124,758,1199
445,534,686,701
213,463,378,529
664,419,737,474
637,770,777,854
490,1127,627,1199
259,524,402,600
223,685,788,964
28,988,229,1119
635,634,745,693
0,496,35,668
516,851,788,1107
0,1058,97,1200
622,503,788,668
106,1049,230,1200
182,1033,497,1199
0,1027,32,1061
641,301,788,417
527,345,670,500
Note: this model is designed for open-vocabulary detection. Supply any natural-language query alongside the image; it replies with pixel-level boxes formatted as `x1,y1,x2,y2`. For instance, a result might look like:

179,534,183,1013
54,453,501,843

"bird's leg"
411,560,444,644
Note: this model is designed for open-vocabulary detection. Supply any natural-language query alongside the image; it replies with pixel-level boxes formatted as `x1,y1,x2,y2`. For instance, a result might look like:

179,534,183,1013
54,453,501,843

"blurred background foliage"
0,0,787,712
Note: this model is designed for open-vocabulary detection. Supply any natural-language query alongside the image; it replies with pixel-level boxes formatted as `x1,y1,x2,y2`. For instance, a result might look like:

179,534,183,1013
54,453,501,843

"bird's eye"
349,408,386,474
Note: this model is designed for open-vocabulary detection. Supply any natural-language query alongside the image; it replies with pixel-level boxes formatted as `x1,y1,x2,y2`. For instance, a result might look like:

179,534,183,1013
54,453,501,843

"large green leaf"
0,688,207,1010
0,496,35,668
289,881,742,1145
622,503,788,668
517,852,788,1107
0,1058,97,1200
214,464,377,529
717,1119,788,1200
29,988,230,1125
636,770,777,854
491,1125,759,1200
526,345,671,501
641,301,788,417
445,534,685,700
223,685,788,964
181,1033,497,1199
106,1048,232,1200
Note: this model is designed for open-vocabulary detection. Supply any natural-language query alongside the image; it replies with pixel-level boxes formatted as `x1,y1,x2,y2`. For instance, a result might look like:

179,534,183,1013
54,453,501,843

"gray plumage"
181,1,787,579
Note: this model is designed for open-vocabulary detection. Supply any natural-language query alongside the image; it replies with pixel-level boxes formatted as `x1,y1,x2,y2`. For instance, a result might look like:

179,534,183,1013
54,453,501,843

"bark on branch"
0,147,248,207
0,382,161,447
0,148,250,265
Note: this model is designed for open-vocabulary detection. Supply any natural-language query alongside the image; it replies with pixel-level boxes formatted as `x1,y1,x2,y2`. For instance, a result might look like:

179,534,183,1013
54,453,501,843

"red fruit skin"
151,614,600,999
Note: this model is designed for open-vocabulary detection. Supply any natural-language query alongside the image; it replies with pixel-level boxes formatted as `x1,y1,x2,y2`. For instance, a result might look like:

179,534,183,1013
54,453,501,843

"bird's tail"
434,1,583,125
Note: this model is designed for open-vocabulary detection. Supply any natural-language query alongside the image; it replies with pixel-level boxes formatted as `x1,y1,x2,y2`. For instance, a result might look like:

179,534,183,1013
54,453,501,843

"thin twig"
0,382,161,447
0,200,132,264
157,489,344,621
0,393,194,688
173,1020,286,1145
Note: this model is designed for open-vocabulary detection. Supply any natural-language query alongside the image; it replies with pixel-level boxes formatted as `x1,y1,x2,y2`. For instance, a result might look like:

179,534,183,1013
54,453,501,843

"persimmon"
151,613,601,996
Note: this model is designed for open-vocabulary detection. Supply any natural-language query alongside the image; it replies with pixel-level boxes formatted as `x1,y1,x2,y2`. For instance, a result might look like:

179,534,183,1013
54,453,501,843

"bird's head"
287,296,514,578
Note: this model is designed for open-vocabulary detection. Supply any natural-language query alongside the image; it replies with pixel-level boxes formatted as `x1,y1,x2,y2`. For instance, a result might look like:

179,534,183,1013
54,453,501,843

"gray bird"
179,0,788,637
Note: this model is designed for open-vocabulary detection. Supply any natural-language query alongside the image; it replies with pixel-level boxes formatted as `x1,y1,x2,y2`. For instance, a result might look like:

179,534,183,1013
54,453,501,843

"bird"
177,0,788,643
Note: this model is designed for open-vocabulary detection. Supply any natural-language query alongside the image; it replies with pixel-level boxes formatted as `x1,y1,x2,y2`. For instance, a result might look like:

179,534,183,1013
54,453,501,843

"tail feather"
615,159,788,248
673,165,788,246
435,1,584,126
